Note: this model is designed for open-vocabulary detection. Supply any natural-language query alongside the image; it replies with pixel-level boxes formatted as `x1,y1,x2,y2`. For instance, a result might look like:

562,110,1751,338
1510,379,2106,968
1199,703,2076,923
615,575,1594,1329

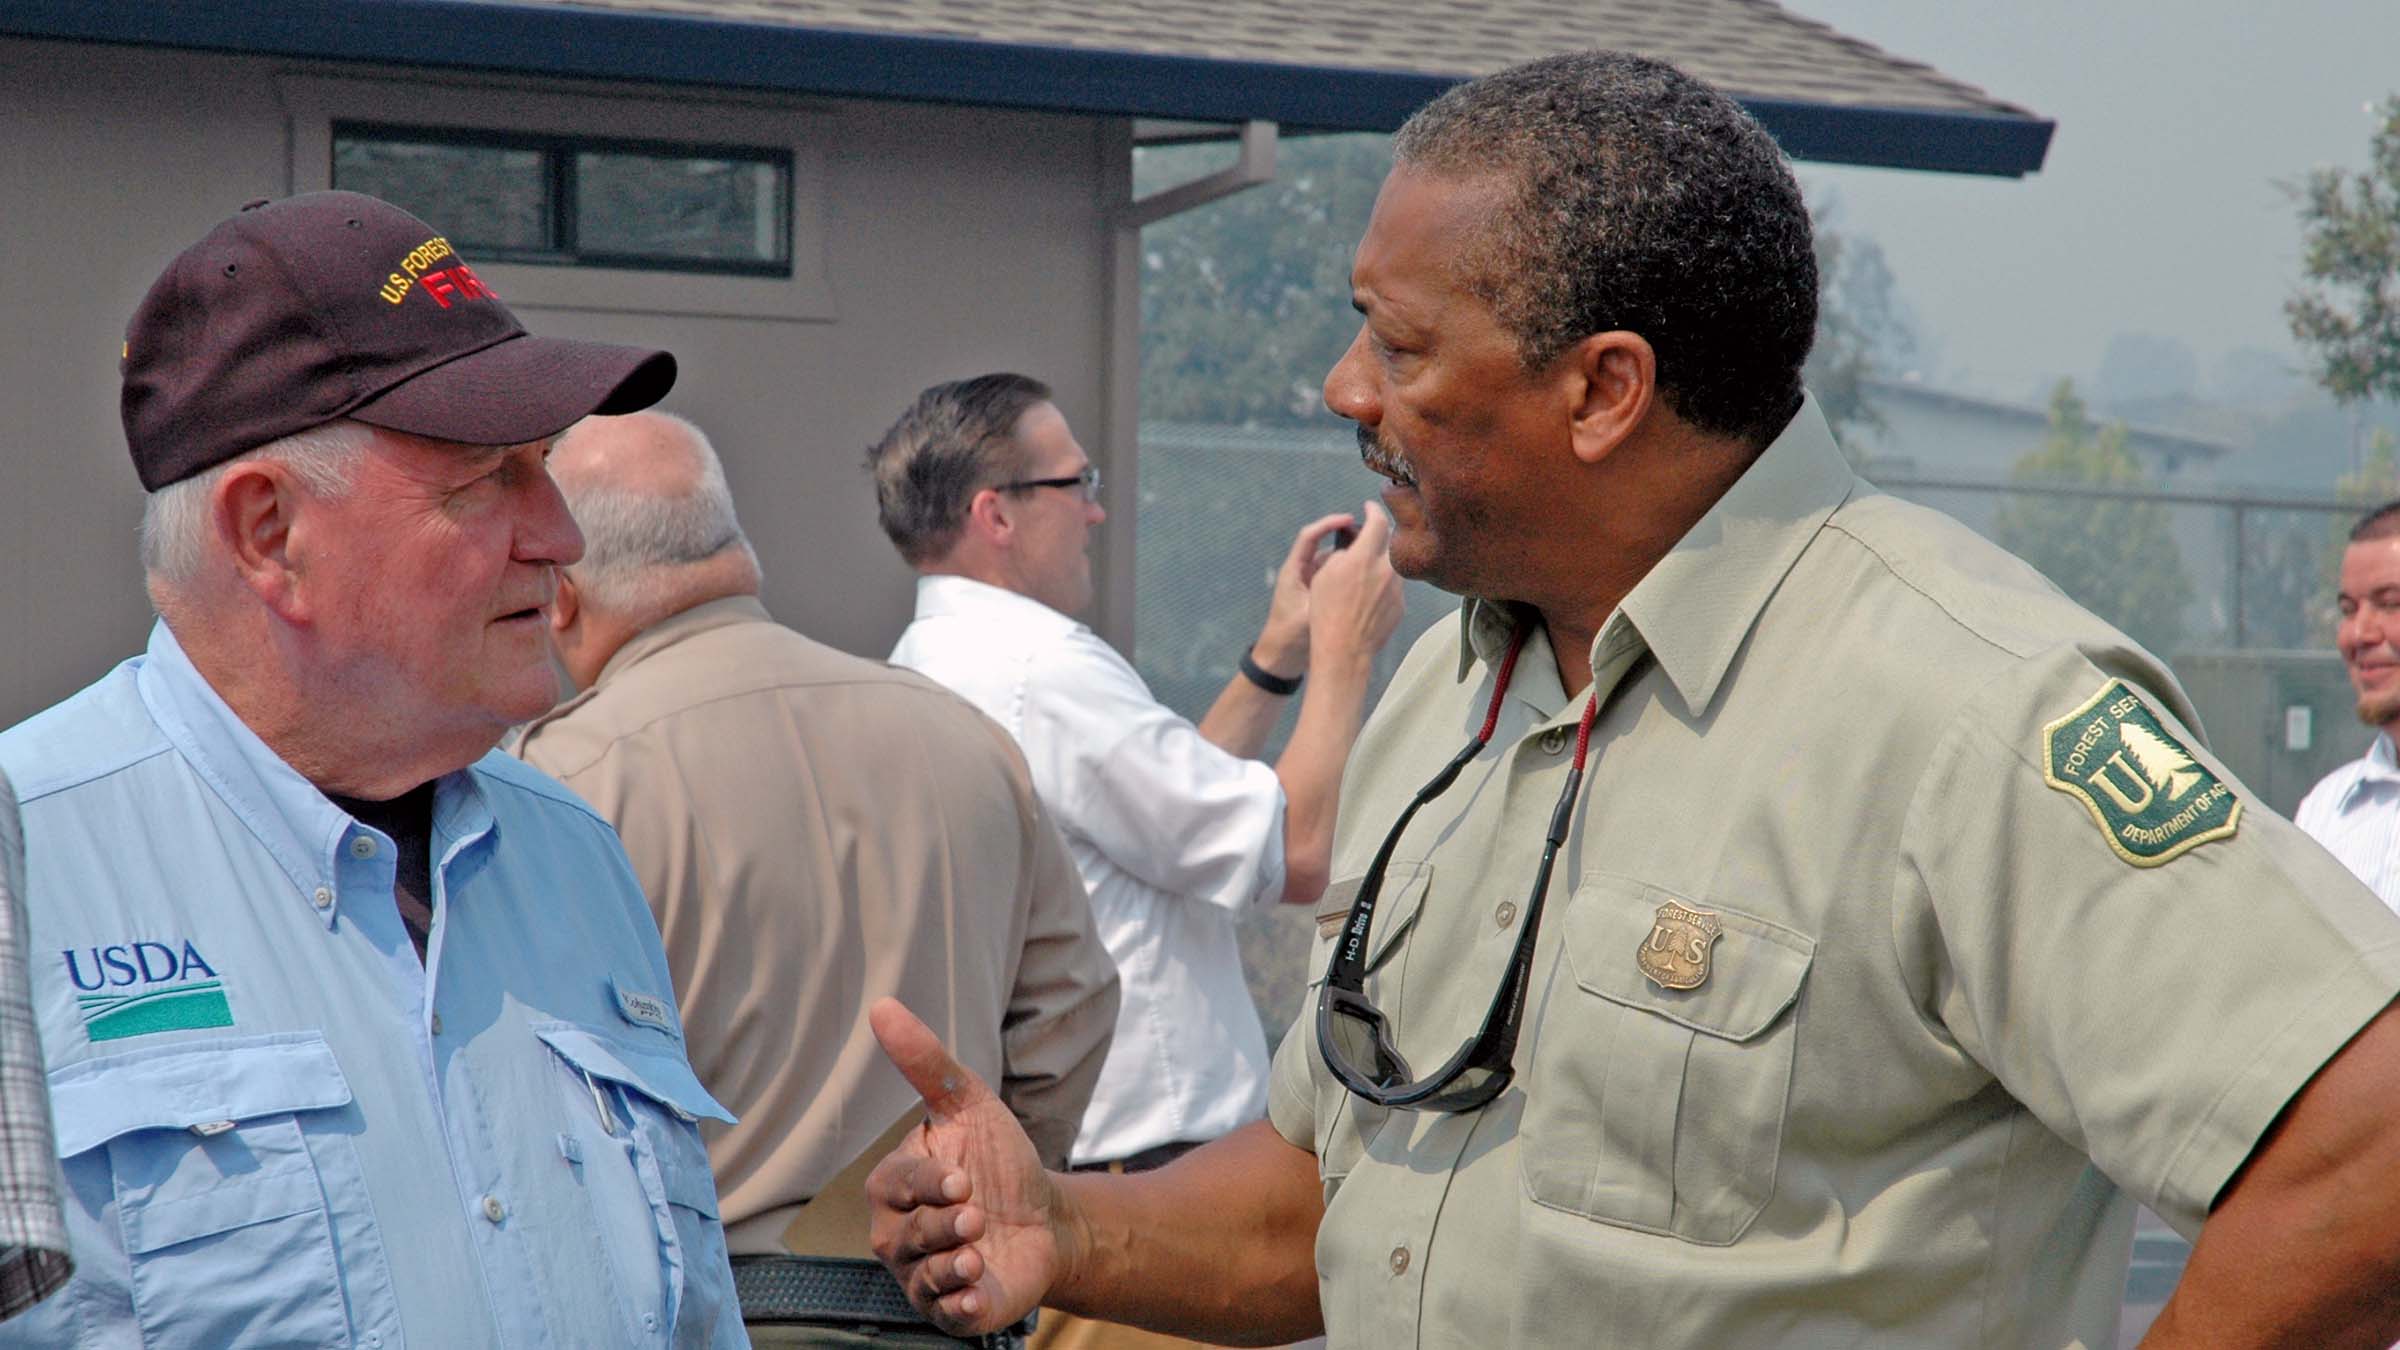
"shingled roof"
577,0,2024,117
9,0,2052,175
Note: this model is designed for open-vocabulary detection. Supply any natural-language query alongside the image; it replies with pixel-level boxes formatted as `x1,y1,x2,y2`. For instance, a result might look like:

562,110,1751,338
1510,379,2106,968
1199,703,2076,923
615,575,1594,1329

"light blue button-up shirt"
0,622,746,1348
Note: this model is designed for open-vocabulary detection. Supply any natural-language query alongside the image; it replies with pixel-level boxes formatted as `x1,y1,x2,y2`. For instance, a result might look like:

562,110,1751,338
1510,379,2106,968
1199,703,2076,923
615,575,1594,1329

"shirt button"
1389,1245,1410,1275
430,1013,444,1036
350,835,378,859
1538,727,1570,755
311,886,334,910
643,1314,658,1332
1495,901,1518,929
481,1194,506,1223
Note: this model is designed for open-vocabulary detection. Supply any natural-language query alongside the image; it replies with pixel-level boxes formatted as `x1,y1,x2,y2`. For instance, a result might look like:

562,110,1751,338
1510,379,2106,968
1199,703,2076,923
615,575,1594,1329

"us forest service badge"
2042,679,2240,867
1638,901,1722,991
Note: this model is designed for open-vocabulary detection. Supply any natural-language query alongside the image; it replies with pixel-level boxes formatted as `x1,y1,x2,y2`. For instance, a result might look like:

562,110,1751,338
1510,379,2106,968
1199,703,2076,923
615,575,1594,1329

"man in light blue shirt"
0,192,745,1346
2299,498,2400,912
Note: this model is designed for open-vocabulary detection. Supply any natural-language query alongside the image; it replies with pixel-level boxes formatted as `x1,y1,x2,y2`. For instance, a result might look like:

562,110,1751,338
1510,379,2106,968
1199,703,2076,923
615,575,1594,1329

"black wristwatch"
1238,645,1303,696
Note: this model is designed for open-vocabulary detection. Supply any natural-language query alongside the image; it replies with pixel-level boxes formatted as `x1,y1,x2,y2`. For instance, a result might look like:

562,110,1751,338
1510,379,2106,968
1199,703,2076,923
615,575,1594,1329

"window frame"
280,73,834,322
332,120,797,278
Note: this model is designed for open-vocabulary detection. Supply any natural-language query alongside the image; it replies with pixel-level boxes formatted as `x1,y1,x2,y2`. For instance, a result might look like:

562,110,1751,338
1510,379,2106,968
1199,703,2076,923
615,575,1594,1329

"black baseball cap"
121,191,677,491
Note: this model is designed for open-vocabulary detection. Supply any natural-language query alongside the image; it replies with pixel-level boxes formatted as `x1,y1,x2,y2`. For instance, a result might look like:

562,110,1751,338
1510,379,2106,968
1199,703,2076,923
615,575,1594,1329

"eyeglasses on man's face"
997,465,1102,503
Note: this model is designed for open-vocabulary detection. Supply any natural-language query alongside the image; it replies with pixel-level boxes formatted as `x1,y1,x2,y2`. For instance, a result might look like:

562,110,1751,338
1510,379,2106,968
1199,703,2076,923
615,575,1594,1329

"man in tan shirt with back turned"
517,410,1118,1349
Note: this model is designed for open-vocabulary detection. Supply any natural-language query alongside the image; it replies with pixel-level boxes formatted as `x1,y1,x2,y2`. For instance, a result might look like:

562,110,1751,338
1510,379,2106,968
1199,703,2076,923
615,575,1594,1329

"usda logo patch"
2042,680,2239,867
64,941,232,1042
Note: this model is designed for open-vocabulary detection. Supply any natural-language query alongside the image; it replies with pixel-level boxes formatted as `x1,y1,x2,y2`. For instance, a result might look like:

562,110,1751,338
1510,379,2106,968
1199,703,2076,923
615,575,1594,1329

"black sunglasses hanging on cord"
1315,626,1603,1112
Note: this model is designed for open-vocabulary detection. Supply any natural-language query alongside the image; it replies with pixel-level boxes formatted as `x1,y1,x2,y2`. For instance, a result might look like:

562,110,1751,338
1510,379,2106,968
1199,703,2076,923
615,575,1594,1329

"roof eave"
1741,99,2051,178
2,0,2053,176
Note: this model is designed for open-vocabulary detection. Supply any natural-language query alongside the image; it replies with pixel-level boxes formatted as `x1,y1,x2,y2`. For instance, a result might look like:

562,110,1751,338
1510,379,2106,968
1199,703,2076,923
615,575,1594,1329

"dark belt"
1066,1139,1202,1174
732,1254,1033,1348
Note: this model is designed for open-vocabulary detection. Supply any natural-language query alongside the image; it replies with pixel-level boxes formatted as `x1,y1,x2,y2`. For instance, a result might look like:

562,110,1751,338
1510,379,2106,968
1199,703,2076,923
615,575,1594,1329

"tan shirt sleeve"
1267,1005,1319,1154
1895,649,2400,1235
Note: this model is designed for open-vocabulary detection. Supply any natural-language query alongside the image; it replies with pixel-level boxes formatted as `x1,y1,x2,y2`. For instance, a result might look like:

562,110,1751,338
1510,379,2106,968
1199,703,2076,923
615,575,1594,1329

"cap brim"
344,333,677,447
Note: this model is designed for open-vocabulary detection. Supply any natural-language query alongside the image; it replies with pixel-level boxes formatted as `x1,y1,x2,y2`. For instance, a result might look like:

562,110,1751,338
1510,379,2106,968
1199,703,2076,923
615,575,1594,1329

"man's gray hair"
140,419,375,585
560,412,756,615
1393,50,1817,448
866,373,1052,566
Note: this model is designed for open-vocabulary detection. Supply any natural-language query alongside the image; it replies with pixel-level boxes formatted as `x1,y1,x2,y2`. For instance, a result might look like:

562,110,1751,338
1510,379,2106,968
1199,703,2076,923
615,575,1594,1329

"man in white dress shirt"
2299,500,2400,909
871,373,1401,1350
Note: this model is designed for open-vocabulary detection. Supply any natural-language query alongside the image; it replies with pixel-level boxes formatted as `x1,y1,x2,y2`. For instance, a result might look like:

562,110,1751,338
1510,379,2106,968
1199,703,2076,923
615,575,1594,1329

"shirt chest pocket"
1520,875,1814,1246
534,1022,734,1348
48,1031,389,1348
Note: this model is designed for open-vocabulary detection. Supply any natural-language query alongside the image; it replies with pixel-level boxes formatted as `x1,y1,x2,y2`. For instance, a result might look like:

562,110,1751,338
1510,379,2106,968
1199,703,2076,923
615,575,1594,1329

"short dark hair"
1392,50,1817,447
2351,499,2400,544
867,373,1053,565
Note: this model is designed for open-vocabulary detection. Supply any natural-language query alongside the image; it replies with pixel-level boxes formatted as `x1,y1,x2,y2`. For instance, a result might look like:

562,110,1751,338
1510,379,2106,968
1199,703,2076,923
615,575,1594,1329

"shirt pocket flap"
537,1024,728,1218
534,1024,734,1126
1563,877,1814,1043
47,1031,352,1159
1308,860,1434,985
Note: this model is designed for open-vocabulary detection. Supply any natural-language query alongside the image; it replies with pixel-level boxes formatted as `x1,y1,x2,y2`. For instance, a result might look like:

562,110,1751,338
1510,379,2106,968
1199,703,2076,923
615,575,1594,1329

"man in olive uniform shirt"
517,411,1118,1345
857,51,2400,1348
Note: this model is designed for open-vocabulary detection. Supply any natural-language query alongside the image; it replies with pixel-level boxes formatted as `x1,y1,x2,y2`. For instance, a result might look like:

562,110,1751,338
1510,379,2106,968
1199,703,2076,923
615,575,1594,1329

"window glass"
332,135,549,255
576,152,787,268
331,126,789,275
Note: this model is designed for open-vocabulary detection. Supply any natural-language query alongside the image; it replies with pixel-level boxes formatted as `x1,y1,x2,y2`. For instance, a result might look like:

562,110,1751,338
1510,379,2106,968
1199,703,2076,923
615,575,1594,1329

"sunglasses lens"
1418,1063,1512,1113
1322,993,1410,1088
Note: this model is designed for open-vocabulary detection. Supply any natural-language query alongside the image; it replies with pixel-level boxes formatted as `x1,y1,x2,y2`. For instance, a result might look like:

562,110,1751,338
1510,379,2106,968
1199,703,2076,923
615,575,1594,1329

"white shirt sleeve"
1026,633,1287,912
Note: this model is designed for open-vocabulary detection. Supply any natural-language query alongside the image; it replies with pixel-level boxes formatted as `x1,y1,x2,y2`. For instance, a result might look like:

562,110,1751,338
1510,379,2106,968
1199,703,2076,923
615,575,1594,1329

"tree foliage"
2288,95,2400,406
1992,381,2193,657
1802,197,1917,443
1138,135,1390,426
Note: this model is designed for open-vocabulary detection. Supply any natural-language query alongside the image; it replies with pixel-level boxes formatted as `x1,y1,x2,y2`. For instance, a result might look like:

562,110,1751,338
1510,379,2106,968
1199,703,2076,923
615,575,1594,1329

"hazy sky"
1782,0,2398,404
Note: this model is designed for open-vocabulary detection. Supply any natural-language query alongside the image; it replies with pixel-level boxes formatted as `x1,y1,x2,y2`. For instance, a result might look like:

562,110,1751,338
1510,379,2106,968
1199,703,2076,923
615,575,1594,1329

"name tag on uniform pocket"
612,977,679,1038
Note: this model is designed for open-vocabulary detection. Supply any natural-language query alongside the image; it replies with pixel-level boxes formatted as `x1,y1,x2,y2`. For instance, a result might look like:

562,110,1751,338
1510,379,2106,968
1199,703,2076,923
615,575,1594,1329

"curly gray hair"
1393,51,1817,447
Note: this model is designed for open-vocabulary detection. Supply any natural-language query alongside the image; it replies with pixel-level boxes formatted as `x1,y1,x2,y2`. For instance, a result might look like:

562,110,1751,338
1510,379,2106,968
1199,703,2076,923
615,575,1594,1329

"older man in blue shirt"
0,192,744,1347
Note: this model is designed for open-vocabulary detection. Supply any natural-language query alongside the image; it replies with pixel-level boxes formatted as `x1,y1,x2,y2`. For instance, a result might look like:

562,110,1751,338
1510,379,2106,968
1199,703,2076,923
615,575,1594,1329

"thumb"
1352,499,1393,553
869,997,998,1124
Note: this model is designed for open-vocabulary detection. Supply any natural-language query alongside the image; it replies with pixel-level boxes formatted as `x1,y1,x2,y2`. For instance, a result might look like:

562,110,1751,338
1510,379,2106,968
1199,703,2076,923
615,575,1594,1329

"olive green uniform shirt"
1268,399,2400,1348
518,597,1120,1253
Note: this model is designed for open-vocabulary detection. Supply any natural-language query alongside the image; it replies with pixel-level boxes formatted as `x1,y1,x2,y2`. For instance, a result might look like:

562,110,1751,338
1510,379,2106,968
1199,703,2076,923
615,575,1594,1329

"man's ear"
215,462,308,620
549,571,580,634
1563,330,1657,466
964,486,1016,547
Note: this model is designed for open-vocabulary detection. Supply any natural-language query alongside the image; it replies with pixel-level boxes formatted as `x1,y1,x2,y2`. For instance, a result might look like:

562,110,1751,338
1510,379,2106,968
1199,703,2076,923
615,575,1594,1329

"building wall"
0,37,1120,726
1853,389,2221,480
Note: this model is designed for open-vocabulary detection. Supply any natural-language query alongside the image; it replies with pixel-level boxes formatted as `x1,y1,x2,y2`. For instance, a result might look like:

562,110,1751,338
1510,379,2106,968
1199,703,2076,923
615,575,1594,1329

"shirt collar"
912,573,1086,637
2337,731,2400,812
1455,393,1857,717
517,594,772,742
135,619,491,927
599,594,768,689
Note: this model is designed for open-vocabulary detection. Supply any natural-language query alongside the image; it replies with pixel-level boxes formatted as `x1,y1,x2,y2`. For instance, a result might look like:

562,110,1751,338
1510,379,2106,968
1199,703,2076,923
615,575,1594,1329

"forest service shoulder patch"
2042,680,2239,867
